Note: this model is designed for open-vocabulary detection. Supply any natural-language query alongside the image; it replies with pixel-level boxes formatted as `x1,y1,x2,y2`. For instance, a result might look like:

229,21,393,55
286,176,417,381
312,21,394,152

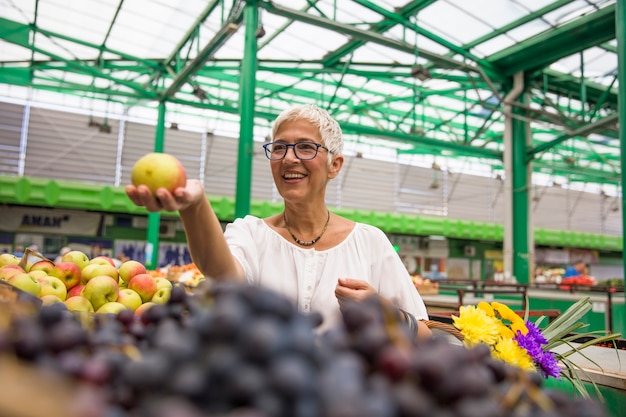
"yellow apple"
96,302,128,315
0,253,20,267
117,288,143,311
41,294,65,306
64,296,94,312
8,273,41,296
61,250,90,270
151,287,171,305
131,152,187,194
37,275,68,301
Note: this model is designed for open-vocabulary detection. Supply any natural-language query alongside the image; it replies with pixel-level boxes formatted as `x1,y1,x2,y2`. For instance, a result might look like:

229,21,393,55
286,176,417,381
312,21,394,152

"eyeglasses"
263,142,330,160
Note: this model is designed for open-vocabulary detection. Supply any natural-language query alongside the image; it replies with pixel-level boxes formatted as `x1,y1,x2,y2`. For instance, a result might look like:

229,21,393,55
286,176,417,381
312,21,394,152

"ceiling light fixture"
193,85,207,101
410,65,432,81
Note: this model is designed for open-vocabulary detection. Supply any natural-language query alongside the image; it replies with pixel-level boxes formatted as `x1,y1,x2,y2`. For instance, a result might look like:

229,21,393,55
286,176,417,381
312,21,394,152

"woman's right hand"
125,179,206,213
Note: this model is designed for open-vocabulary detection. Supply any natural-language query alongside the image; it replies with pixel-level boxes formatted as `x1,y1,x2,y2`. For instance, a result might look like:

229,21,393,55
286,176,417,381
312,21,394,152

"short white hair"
271,104,344,161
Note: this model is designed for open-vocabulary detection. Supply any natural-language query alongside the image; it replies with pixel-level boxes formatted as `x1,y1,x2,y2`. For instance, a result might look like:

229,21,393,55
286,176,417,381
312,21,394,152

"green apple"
0,253,20,267
41,294,65,306
8,272,42,296
128,273,158,303
37,275,68,301
60,250,90,270
151,287,171,305
82,275,119,311
118,260,147,285
81,263,118,284
0,265,25,281
154,277,173,291
131,152,187,194
96,302,128,315
117,288,143,312
64,296,94,312
50,261,82,290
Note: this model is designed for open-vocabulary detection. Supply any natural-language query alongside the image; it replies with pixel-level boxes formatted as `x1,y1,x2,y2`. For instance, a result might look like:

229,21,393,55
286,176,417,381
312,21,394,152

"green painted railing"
0,175,622,251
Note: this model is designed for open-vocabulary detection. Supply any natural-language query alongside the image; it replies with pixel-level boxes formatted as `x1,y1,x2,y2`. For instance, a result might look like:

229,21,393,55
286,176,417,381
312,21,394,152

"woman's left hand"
335,278,376,308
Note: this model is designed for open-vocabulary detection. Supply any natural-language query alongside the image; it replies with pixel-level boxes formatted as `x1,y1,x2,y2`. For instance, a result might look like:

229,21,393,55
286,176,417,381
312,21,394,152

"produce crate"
416,282,439,295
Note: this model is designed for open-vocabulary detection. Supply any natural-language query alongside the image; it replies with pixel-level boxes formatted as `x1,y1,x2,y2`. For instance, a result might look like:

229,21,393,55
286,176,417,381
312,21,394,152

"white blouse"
224,215,429,332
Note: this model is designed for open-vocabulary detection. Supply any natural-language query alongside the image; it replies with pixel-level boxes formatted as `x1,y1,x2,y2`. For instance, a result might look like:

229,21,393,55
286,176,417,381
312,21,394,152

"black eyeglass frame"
262,142,331,160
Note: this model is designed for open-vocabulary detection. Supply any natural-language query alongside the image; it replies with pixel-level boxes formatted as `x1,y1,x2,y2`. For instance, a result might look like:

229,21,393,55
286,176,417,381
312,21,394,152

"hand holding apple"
131,152,187,195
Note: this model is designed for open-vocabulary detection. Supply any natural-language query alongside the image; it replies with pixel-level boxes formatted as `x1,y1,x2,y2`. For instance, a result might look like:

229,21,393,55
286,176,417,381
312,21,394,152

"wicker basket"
425,320,464,341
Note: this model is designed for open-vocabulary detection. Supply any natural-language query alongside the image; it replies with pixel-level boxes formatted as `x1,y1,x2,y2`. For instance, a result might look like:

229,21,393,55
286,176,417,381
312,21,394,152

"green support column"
512,96,531,284
234,0,258,218
144,101,166,270
616,0,626,330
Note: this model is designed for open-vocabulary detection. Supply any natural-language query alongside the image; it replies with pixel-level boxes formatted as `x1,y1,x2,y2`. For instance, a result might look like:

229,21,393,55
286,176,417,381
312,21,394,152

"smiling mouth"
283,173,306,179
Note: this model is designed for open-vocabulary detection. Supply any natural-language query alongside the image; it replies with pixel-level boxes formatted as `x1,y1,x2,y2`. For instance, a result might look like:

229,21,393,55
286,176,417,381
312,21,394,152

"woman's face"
270,119,342,204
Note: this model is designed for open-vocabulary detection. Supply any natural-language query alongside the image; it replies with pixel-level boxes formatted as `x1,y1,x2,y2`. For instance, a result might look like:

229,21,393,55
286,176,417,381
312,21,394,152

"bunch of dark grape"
0,283,611,417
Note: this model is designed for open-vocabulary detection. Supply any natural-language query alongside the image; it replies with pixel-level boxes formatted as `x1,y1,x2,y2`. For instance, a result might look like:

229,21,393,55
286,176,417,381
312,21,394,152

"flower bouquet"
451,297,621,397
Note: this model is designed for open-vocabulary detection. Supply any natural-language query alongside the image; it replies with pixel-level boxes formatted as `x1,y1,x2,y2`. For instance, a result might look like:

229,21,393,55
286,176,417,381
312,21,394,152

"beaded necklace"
283,210,330,246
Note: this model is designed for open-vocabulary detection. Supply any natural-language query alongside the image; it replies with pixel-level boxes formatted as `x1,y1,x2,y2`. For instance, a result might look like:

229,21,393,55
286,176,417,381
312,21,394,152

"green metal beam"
488,4,616,75
259,1,472,72
234,1,258,218
322,0,435,67
161,7,244,99
528,114,619,159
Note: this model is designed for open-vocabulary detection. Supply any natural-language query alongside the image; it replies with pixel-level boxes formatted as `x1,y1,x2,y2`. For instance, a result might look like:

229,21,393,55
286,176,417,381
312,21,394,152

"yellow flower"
477,301,494,316
492,338,535,371
492,301,528,335
497,323,515,339
452,305,501,348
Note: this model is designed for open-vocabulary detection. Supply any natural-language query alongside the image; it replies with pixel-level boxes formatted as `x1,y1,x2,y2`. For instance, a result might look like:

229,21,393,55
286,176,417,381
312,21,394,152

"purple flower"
514,321,561,380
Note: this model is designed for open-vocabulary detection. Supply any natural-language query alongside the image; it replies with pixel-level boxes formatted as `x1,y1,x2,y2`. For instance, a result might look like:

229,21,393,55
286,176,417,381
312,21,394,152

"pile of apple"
0,251,172,315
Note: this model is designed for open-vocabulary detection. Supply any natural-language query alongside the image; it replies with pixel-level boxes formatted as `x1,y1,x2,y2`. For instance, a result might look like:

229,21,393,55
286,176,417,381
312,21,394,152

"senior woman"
126,104,431,338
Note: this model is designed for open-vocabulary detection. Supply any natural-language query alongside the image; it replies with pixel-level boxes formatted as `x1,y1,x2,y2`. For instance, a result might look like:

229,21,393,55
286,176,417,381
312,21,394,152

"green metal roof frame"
0,0,621,185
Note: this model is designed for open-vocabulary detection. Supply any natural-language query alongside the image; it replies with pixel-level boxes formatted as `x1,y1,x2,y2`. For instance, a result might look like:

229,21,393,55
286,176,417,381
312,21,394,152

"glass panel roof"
0,0,621,191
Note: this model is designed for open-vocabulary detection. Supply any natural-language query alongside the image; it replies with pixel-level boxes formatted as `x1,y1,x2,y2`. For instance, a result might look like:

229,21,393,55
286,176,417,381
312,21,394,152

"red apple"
8,272,42,296
50,261,82,290
60,250,90,270
64,296,94,312
37,275,68,300
82,275,119,311
0,265,25,281
118,260,147,285
127,273,158,303
135,301,156,316
117,288,143,312
67,284,85,298
131,152,187,194
29,259,56,274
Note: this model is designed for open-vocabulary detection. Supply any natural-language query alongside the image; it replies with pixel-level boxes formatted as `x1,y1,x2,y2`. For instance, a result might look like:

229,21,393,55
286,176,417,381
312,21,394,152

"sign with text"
0,206,102,236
